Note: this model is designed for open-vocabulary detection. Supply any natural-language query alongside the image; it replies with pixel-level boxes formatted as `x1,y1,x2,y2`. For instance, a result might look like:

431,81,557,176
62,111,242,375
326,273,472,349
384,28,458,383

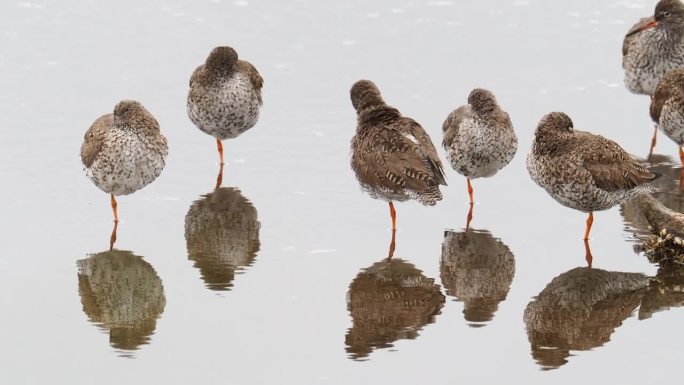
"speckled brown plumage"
81,101,168,221
527,112,659,213
440,229,515,326
350,80,447,227
187,46,263,141
623,0,684,95
184,187,260,291
442,88,517,179
77,249,166,353
345,258,445,360
442,88,517,204
524,267,650,370
651,68,684,152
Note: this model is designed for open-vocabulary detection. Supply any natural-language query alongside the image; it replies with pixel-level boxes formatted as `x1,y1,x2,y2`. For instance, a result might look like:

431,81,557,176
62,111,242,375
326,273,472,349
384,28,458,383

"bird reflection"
215,163,224,190
621,154,684,239
345,258,445,360
639,265,684,320
109,220,118,251
524,267,650,370
185,187,260,291
77,249,166,355
440,228,515,326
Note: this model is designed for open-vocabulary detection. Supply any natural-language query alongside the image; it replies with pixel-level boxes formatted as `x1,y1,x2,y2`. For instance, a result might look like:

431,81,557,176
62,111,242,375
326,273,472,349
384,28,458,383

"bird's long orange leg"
466,203,474,230
648,124,658,159
217,139,225,166
389,201,397,231
110,194,119,223
387,229,397,261
109,220,118,251
467,178,474,205
584,238,593,268
583,212,593,241
215,163,224,190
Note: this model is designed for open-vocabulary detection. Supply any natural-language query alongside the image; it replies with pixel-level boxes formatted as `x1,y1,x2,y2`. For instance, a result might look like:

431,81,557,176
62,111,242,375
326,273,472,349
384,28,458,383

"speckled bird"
350,80,447,230
623,0,684,96
650,67,684,164
187,46,263,165
81,100,168,222
442,88,517,204
527,112,659,240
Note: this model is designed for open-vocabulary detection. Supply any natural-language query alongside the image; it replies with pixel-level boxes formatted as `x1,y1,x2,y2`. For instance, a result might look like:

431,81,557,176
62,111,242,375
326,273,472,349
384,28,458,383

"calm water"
1,0,683,383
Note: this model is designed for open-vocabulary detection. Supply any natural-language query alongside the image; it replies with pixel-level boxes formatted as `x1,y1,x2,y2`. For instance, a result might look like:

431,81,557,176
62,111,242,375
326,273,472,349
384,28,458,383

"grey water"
1,0,683,383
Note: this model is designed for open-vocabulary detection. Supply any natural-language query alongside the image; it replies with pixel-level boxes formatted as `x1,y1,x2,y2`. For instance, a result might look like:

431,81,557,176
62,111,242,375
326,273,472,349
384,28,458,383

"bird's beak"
626,20,658,37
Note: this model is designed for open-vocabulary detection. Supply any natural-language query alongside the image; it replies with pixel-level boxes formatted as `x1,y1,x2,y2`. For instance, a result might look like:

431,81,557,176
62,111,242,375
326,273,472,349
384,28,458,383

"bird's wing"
238,60,264,104
581,133,658,191
441,105,469,151
80,114,113,168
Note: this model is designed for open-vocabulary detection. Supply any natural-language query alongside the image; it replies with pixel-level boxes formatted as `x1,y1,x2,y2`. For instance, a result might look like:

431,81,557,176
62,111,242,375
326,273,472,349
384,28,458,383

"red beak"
626,20,658,37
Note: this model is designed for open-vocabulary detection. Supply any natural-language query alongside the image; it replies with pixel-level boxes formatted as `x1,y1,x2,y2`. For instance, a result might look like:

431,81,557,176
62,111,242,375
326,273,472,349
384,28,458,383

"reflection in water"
640,265,684,320
185,187,260,291
77,250,166,355
621,154,684,239
524,267,650,370
109,221,118,251
440,229,515,326
345,258,445,360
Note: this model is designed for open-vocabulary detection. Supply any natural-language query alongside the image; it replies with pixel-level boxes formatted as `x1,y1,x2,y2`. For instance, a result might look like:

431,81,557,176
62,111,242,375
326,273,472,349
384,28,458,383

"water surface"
1,0,683,383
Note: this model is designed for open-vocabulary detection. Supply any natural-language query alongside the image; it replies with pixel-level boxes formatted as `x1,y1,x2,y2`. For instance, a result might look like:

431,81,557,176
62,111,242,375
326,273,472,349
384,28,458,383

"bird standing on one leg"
527,112,659,243
187,46,263,177
442,88,517,208
81,100,168,226
349,80,447,231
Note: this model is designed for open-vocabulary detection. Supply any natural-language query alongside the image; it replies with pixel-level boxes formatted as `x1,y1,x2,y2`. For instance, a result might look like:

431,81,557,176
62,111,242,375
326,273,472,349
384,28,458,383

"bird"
442,88,517,208
622,15,660,155
623,0,684,96
349,80,447,231
81,100,168,223
187,46,264,169
650,68,684,167
527,112,659,242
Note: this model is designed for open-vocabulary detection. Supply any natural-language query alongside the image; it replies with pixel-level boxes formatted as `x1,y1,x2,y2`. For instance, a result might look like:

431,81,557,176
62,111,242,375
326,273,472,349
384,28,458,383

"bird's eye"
664,11,672,17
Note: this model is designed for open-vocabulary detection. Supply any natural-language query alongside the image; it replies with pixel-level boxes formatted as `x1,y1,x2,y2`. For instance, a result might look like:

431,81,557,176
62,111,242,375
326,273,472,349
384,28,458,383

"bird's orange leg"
584,238,593,268
110,194,119,223
215,163,224,190
466,203,474,230
217,139,225,166
648,124,658,159
387,229,397,261
109,221,118,251
389,201,397,231
583,212,593,241
467,178,474,205
679,146,684,165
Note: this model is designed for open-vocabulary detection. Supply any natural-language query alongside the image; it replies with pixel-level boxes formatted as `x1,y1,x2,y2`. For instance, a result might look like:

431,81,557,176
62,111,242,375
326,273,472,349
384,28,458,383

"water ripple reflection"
345,258,445,360
184,187,260,291
440,228,515,327
524,267,649,370
77,249,166,357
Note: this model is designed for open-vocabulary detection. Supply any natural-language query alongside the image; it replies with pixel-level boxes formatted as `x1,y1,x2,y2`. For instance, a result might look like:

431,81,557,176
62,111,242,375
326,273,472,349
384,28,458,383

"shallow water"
1,0,683,383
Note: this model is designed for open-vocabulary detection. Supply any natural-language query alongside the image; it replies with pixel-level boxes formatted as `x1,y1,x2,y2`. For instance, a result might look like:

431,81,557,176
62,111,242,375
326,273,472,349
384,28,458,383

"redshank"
527,112,659,241
81,100,168,223
350,80,447,230
623,0,684,96
442,88,517,222
187,46,263,167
